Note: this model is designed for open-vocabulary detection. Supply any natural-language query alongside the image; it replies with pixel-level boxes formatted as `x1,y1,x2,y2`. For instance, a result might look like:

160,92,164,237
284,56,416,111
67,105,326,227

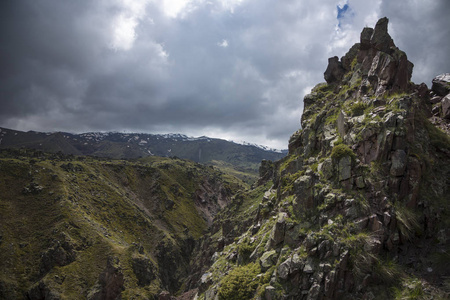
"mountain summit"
189,17,449,300
324,17,413,95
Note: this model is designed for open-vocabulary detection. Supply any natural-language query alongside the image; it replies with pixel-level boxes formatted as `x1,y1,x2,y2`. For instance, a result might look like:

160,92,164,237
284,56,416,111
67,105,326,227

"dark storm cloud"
379,0,450,85
1,0,449,149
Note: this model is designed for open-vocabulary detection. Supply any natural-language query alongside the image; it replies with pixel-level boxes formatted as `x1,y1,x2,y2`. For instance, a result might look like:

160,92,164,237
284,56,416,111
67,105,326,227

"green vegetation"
0,149,244,298
208,160,255,186
350,56,358,70
314,82,335,98
280,170,305,195
421,115,450,151
324,108,339,125
373,258,403,285
0,127,286,187
393,202,421,242
217,263,261,300
349,102,368,116
392,278,425,300
238,237,256,263
330,144,355,161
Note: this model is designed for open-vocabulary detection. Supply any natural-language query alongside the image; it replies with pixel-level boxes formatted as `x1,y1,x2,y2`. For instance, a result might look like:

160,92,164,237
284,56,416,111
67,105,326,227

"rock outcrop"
324,17,413,96
191,17,450,300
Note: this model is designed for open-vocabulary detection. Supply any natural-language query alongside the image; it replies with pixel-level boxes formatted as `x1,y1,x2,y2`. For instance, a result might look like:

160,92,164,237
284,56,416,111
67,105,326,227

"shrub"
349,102,367,116
331,144,355,161
218,263,261,300
238,238,256,263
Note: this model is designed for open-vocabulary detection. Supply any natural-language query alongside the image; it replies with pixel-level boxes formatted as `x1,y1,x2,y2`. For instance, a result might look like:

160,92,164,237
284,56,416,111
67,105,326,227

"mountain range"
0,127,287,184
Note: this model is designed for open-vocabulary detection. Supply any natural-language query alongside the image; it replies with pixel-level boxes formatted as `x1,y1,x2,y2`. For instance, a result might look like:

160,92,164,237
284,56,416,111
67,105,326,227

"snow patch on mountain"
230,140,285,153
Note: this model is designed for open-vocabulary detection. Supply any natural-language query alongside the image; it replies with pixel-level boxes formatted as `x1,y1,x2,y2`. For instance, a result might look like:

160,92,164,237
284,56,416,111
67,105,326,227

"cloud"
218,39,229,48
378,0,450,85
0,0,448,149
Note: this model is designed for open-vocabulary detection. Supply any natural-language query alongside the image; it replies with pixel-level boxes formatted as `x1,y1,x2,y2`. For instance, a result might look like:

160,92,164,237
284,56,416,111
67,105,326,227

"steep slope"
190,18,450,300
0,148,244,299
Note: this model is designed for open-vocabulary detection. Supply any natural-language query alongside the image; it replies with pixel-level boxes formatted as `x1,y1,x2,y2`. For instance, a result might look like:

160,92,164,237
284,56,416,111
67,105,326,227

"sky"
1,0,449,149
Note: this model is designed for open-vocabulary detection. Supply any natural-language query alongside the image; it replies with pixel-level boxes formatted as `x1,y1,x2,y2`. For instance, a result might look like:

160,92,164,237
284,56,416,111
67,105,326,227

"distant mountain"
0,127,287,182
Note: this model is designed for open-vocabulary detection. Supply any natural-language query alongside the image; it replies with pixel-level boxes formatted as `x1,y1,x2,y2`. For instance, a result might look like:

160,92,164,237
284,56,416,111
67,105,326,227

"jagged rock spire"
324,17,413,96
370,17,395,53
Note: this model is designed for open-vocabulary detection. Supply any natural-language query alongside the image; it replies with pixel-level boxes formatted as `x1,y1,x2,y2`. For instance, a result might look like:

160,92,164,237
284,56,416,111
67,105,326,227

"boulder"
432,73,450,96
278,254,303,280
430,96,441,104
303,261,314,274
293,175,314,210
260,250,277,271
442,94,450,119
355,176,365,189
324,56,345,83
278,259,290,280
265,286,278,300
354,217,369,230
159,291,172,300
338,156,352,181
267,213,287,248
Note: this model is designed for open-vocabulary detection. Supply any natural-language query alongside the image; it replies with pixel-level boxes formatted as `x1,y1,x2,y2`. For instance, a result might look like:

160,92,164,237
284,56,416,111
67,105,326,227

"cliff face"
192,18,450,300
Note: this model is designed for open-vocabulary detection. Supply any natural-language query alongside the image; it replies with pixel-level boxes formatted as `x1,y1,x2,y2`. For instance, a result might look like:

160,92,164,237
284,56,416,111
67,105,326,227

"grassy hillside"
0,148,245,299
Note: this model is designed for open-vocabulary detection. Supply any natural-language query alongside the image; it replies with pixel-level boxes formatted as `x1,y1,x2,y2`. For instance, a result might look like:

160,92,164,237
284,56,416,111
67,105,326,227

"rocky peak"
324,17,413,96
189,17,450,300
370,17,395,52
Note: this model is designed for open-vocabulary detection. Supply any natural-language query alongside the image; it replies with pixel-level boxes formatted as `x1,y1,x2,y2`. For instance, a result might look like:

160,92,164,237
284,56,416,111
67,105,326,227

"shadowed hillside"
0,148,245,299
